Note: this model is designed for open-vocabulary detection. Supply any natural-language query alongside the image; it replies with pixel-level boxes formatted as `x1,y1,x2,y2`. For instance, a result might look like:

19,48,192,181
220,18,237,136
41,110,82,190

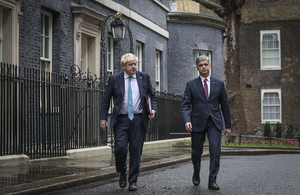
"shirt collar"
200,75,210,83
124,71,136,79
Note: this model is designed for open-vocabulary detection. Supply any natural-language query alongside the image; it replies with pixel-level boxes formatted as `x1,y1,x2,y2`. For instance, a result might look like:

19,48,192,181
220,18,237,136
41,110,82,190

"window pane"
155,51,160,82
41,14,43,33
193,66,198,78
263,93,268,102
263,113,268,120
263,106,267,112
274,58,279,65
274,40,279,48
107,36,113,73
41,36,43,57
262,41,267,49
268,40,273,48
270,50,274,58
262,51,267,58
45,15,49,36
41,60,50,72
108,54,111,70
41,61,45,71
274,95,279,103
108,37,111,51
45,38,49,58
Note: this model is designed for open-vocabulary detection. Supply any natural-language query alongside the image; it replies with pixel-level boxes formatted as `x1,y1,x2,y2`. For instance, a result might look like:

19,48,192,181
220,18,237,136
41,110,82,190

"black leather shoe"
119,172,127,188
192,172,200,186
128,182,137,191
208,182,220,190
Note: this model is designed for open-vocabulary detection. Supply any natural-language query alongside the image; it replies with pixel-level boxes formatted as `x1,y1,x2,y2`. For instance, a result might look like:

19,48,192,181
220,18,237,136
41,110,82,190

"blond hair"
121,53,138,65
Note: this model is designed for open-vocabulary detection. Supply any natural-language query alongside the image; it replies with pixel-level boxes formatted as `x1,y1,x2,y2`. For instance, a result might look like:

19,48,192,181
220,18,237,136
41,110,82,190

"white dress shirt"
200,75,210,98
119,72,142,115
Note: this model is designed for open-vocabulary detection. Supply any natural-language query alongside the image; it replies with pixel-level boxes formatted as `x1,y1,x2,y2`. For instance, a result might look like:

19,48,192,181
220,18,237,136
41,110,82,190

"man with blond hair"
100,53,157,191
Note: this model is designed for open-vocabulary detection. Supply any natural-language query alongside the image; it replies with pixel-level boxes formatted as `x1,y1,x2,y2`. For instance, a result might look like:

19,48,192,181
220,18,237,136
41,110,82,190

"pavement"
0,138,300,195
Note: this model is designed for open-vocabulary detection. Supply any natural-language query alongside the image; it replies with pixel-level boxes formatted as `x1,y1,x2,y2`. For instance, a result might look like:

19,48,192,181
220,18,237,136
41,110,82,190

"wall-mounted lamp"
110,12,126,40
100,11,134,88
223,29,233,41
223,35,233,41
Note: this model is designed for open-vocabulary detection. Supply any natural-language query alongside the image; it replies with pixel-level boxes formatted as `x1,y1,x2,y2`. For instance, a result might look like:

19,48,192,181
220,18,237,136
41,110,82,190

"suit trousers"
113,114,146,184
191,116,221,182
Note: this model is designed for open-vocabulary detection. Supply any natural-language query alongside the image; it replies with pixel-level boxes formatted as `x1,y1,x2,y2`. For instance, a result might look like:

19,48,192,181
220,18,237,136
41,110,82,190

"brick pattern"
240,19,300,133
19,0,225,95
130,0,168,29
241,0,300,23
168,22,224,94
19,0,169,91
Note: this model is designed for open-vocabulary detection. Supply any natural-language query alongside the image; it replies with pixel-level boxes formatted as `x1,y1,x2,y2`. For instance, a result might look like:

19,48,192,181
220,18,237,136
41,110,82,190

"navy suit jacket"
181,76,231,132
100,71,157,130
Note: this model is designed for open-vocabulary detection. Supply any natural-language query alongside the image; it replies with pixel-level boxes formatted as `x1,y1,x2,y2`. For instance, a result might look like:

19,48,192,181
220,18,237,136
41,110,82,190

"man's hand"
185,122,192,132
225,128,231,138
149,110,156,120
100,120,108,130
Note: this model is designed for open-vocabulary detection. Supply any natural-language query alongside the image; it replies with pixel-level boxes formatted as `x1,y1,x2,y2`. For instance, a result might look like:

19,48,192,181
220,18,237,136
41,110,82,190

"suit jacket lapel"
196,77,206,100
119,71,125,97
136,71,144,99
209,76,215,101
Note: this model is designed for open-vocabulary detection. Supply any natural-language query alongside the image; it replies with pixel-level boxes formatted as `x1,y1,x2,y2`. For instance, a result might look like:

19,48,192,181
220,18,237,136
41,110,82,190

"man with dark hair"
181,55,231,190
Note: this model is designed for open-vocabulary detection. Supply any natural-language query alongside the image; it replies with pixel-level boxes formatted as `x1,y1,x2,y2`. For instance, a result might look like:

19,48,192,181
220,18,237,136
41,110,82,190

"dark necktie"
204,79,210,116
128,76,134,120
204,79,209,100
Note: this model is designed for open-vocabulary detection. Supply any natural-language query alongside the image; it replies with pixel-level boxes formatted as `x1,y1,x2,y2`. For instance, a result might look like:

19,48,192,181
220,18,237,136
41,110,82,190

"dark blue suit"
181,76,231,182
100,71,157,184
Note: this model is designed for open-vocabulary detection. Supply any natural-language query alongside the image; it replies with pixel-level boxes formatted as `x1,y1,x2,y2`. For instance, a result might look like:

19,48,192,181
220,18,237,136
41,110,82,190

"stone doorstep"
0,154,30,167
0,138,191,166
66,138,191,159
66,146,112,159
143,137,191,150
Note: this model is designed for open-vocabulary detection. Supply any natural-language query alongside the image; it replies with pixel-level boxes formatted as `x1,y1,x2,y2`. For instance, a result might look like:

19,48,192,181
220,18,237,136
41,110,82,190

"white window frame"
107,35,114,76
155,50,161,92
193,50,211,79
261,89,282,124
260,30,281,70
40,10,52,72
136,42,142,71
169,0,176,12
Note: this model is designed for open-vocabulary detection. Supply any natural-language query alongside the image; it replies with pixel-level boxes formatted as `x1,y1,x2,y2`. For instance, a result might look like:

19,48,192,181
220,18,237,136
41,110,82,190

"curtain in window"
263,92,280,120
262,33,279,67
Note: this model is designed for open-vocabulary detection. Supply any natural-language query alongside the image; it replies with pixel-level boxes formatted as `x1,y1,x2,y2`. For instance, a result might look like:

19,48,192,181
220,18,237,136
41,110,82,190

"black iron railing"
0,62,187,159
146,91,186,141
0,63,107,159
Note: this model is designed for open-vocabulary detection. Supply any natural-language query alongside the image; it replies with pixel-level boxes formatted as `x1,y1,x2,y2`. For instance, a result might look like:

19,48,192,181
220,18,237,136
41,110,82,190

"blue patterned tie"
128,76,134,120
